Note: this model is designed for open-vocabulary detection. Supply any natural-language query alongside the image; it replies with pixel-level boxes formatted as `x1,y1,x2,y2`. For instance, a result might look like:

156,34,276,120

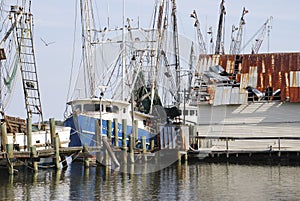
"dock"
188,134,300,165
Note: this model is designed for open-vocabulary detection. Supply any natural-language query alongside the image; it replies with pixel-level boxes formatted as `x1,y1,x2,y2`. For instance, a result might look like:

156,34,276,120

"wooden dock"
188,135,300,165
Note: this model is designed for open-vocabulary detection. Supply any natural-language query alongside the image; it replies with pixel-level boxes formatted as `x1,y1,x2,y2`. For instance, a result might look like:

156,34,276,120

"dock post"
54,135,60,169
129,134,134,163
6,144,14,175
1,122,8,152
95,119,101,164
178,151,182,162
142,136,146,153
122,119,127,148
142,136,147,162
49,118,56,146
27,118,32,151
83,144,90,167
150,139,155,151
30,146,38,172
226,137,229,158
122,119,127,164
107,120,112,142
134,120,138,144
278,137,281,157
113,118,119,147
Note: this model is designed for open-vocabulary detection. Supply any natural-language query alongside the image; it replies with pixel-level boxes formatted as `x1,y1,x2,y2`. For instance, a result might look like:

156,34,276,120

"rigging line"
66,0,79,102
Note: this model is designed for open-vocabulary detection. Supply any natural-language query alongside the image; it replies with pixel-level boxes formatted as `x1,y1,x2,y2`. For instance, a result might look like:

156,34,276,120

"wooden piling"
103,136,120,167
107,120,112,142
122,119,127,148
1,122,8,152
95,119,101,164
134,120,138,142
141,136,146,153
30,146,38,172
129,134,134,163
6,144,14,175
49,118,56,146
83,144,89,167
150,139,155,151
54,135,60,169
27,118,32,150
113,118,119,147
141,136,147,161
121,119,128,164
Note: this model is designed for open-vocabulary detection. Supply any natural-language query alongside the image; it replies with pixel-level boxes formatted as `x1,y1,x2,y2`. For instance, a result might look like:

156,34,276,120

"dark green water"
1,161,300,200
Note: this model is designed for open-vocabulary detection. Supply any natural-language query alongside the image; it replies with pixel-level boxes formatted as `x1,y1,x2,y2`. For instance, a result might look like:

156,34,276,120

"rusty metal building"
198,52,300,102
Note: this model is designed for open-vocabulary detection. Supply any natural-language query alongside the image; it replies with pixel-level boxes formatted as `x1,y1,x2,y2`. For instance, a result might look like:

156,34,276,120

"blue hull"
64,115,156,149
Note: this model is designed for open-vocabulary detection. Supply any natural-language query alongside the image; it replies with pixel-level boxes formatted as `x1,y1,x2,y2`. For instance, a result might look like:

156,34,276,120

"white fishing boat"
0,1,70,151
63,0,196,149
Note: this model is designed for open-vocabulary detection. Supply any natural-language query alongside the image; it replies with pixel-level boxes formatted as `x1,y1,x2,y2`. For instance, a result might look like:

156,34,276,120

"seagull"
40,37,55,46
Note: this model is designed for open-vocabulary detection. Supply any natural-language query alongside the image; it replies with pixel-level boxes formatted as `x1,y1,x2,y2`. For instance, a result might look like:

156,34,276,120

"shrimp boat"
63,0,192,149
0,1,70,151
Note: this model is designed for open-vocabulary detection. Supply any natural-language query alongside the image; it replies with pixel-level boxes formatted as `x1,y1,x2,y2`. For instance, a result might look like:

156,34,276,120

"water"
1,161,300,201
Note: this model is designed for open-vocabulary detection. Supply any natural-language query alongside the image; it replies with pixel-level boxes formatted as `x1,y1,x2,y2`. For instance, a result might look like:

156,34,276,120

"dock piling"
95,119,102,164
27,118,32,150
1,122,8,152
6,144,14,175
83,144,89,167
49,118,56,146
30,146,38,172
113,118,119,147
54,135,60,169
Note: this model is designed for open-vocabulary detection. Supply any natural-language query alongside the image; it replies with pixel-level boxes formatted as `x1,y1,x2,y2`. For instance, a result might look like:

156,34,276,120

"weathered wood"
102,136,120,167
142,136,146,153
30,146,38,172
83,144,89,167
6,144,14,175
49,118,56,146
95,119,101,163
134,120,138,142
54,135,60,169
113,118,119,147
129,134,134,163
26,118,32,150
1,122,8,152
107,120,112,141
122,119,127,148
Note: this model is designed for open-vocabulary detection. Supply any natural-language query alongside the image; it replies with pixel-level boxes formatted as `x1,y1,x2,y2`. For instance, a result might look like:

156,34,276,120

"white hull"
2,126,71,150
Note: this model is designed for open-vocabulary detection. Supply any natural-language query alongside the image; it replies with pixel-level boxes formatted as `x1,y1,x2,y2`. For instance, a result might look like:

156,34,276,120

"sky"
4,0,300,121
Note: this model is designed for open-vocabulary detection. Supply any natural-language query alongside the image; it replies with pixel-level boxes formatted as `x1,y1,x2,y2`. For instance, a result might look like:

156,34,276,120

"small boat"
0,1,70,150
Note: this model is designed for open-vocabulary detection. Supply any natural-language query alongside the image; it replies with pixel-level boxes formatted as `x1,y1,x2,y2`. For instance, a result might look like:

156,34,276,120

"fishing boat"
0,1,70,151
63,0,195,149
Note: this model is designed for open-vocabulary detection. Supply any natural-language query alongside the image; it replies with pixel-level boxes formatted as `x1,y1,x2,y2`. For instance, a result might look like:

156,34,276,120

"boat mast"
122,0,126,101
171,0,180,104
215,0,226,55
80,0,95,98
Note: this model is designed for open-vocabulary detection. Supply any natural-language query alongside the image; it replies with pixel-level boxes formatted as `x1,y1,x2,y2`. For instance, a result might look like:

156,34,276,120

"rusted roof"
199,52,300,102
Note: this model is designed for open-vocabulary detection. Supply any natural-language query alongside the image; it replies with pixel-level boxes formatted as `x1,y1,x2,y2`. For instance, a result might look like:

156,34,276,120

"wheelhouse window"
83,104,101,112
105,105,119,113
73,104,82,113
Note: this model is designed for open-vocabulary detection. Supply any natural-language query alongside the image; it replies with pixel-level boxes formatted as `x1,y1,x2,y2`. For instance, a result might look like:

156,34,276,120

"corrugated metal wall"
199,53,300,102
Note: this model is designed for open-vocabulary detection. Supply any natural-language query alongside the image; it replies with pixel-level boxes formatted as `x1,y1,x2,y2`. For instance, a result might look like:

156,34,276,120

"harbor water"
1,160,300,200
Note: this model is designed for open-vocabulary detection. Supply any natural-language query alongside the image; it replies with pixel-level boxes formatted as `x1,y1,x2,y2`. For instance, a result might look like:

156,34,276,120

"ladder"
15,10,43,124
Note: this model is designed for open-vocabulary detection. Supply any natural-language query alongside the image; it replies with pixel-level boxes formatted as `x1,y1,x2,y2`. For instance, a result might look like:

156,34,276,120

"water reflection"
1,162,300,200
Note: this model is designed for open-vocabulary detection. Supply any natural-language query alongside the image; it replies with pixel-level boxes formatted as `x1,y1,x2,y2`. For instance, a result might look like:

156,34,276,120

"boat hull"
64,114,156,149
